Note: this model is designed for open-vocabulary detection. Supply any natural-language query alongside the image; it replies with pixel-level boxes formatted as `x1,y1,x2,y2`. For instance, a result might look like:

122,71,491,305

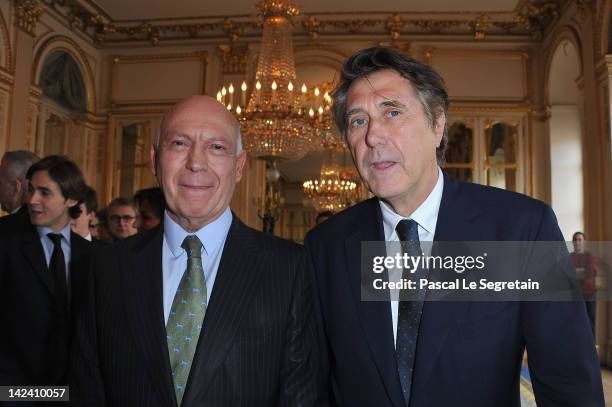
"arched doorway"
547,38,583,240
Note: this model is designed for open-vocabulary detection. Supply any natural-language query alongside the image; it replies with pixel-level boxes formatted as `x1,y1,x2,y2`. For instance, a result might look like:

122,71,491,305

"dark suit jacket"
70,215,320,406
0,209,92,385
305,173,604,407
1,205,29,226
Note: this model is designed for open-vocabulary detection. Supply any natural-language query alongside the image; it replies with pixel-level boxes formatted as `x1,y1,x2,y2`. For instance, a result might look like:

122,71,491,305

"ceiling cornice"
39,0,565,47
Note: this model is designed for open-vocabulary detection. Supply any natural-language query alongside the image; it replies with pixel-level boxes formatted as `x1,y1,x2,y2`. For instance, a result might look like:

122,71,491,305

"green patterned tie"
166,235,207,406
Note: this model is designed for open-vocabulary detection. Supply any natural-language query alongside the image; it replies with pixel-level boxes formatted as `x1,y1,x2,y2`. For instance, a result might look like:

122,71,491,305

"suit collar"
434,172,483,241
36,222,71,242
380,166,444,240
163,207,232,258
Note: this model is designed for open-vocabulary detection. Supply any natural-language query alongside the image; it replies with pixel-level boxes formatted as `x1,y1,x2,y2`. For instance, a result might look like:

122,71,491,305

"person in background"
71,185,98,241
571,231,598,337
106,197,138,241
94,207,113,242
315,210,335,225
0,150,40,221
88,211,101,241
133,186,165,232
0,155,91,386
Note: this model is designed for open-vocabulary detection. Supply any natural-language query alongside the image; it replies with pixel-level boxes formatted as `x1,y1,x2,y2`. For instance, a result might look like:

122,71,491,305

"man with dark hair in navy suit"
305,46,603,406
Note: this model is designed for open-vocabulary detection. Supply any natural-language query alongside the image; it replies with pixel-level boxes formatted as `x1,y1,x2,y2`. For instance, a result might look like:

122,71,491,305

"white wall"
550,105,583,240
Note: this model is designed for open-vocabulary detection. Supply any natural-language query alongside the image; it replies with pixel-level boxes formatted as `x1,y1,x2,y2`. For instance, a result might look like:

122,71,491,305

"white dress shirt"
162,207,232,324
380,167,444,346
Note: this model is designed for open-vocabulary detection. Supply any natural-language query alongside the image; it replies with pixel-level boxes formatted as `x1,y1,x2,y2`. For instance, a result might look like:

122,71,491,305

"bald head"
156,95,242,153
150,94,247,231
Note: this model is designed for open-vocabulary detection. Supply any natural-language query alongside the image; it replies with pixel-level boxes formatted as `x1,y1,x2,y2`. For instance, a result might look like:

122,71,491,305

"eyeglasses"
109,215,136,223
89,223,100,229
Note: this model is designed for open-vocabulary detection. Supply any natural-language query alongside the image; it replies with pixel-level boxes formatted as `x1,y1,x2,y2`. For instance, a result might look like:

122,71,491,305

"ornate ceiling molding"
39,0,564,47
15,0,44,36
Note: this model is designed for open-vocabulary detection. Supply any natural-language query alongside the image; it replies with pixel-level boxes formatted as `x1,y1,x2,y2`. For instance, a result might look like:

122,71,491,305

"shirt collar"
380,167,444,240
37,222,72,244
163,207,233,258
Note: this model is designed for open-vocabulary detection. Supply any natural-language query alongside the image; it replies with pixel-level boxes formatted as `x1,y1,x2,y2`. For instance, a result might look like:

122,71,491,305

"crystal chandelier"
217,0,332,162
303,150,358,212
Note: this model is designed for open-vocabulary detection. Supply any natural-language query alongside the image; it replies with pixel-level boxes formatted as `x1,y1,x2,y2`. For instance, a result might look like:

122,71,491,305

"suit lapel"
122,227,176,407
21,225,54,295
345,199,406,407
182,217,262,407
412,173,484,395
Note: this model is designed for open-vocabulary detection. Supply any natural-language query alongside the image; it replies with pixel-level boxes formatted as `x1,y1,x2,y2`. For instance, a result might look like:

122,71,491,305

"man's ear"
66,198,78,209
235,150,247,183
150,145,157,177
434,114,446,147
13,179,22,197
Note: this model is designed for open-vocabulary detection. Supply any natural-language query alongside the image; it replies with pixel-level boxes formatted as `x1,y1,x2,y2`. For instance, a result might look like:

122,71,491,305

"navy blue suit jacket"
305,173,603,407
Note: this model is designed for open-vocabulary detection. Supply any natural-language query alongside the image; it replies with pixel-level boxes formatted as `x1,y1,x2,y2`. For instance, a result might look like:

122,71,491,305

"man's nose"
27,190,39,205
365,118,387,148
186,146,208,172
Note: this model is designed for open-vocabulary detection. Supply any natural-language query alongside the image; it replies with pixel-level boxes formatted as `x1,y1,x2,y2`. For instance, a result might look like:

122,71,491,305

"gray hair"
2,150,40,200
107,197,138,216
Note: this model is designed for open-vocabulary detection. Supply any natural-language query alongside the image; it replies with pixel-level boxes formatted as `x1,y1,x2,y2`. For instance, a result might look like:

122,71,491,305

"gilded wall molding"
14,0,44,36
31,35,97,112
594,0,609,57
112,51,208,62
109,51,208,108
0,91,8,153
0,9,13,72
424,48,530,62
107,107,170,115
293,43,350,71
424,48,530,103
293,43,351,58
29,85,42,97
25,101,38,150
449,105,532,114
0,70,14,85
529,106,552,122
218,42,248,75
